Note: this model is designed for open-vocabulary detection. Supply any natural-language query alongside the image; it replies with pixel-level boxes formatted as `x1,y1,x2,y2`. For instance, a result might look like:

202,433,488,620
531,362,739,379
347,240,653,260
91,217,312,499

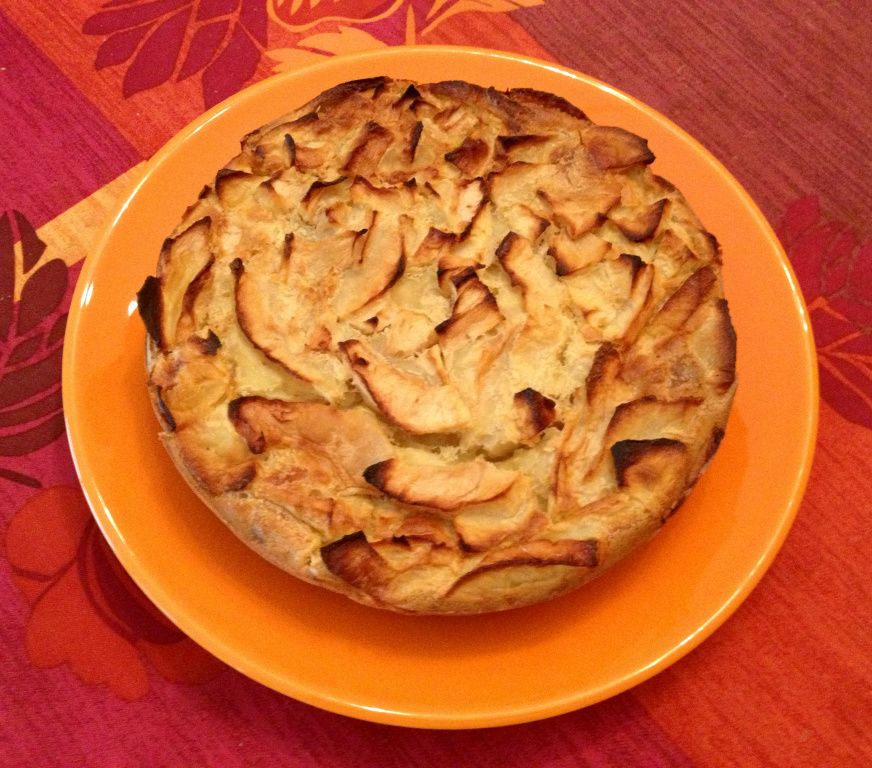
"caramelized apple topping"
141,77,737,614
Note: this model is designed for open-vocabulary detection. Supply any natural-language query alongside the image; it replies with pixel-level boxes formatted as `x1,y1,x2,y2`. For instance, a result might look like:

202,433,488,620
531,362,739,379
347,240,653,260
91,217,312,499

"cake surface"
137,77,737,614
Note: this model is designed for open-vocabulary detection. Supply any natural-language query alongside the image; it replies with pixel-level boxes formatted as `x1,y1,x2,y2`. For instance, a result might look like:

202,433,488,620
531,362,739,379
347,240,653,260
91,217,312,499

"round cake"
137,77,737,614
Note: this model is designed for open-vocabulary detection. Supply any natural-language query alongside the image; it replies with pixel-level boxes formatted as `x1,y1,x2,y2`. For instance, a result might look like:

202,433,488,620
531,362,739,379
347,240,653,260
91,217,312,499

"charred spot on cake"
495,231,520,263
508,87,589,120
514,388,558,436
704,425,727,464
282,232,295,262
549,233,612,277
339,339,370,368
611,198,668,242
445,138,489,175
136,275,164,348
713,299,738,390
227,397,267,455
703,231,723,264
214,169,252,201
320,531,394,595
584,125,655,170
617,253,649,286
610,438,687,488
496,134,551,153
302,176,347,204
154,386,176,431
313,77,390,112
159,216,212,259
283,133,296,166
180,256,214,319
409,120,423,161
362,459,391,490
652,174,677,193
393,83,421,107
343,121,393,174
192,329,222,356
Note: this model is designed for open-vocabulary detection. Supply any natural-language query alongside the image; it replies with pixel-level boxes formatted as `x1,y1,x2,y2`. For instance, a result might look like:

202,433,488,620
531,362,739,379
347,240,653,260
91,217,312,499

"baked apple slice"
363,456,518,511
341,338,470,434
334,212,406,318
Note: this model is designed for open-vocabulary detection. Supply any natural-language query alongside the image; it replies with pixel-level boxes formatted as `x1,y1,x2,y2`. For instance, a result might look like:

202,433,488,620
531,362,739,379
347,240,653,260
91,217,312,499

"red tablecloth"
1,1,870,765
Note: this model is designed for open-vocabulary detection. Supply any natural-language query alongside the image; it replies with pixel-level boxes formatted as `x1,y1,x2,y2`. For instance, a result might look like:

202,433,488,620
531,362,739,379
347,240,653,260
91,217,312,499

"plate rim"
63,45,819,728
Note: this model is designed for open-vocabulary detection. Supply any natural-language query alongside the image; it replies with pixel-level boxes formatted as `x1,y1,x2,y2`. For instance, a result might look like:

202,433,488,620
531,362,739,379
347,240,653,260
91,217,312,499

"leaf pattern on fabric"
14,211,47,272
424,0,543,24
83,0,191,35
84,0,269,107
123,7,193,95
85,0,548,97
0,212,68,486
0,212,14,342
178,19,230,79
269,0,405,31
267,25,388,74
200,13,265,105
6,486,225,700
778,196,872,429
265,46,331,71
265,0,547,70
419,0,542,35
300,25,389,54
93,22,152,70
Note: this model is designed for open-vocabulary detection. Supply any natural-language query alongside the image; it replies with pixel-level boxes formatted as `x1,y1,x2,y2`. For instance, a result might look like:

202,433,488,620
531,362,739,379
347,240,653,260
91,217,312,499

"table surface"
1,1,870,766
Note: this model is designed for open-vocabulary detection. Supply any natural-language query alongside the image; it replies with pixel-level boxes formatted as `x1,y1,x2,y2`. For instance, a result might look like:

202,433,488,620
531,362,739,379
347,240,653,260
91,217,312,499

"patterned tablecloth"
1,1,870,765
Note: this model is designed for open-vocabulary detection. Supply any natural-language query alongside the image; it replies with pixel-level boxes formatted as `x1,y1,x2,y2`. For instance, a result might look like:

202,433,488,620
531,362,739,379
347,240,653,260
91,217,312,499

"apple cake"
137,77,737,614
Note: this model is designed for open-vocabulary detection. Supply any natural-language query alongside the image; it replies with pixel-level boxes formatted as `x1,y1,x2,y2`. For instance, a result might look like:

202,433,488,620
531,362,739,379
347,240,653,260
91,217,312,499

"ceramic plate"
63,46,818,729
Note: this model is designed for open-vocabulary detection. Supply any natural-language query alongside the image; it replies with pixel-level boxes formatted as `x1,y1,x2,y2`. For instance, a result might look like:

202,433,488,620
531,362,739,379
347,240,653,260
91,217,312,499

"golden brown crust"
138,77,737,614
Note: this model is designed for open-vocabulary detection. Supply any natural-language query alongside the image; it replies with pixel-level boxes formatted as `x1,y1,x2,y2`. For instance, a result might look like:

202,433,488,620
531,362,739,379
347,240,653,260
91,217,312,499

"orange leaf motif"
270,0,406,31
267,0,546,52
6,486,225,699
267,25,388,73
265,46,330,72
299,25,389,54
422,0,543,34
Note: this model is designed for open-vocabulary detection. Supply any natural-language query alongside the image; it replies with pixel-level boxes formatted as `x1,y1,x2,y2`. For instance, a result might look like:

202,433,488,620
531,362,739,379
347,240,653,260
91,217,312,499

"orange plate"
63,47,818,729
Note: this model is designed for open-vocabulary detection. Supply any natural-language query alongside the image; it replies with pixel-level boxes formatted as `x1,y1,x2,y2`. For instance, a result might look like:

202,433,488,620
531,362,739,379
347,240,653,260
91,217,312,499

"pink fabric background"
1,1,870,765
